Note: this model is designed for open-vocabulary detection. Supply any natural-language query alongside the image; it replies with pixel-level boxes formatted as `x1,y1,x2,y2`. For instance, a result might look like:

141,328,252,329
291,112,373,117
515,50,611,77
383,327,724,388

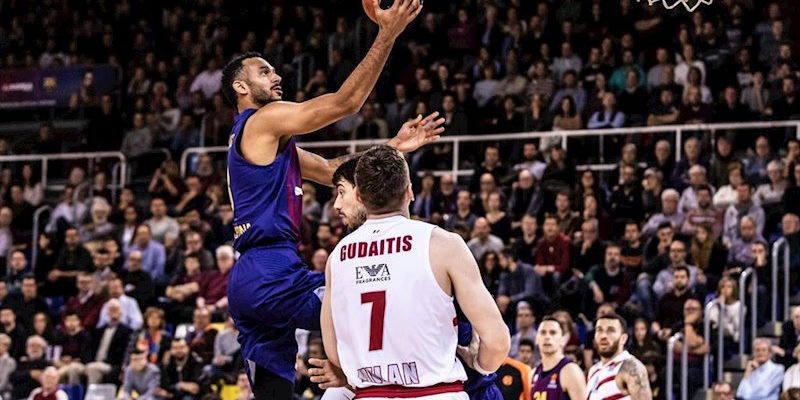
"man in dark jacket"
85,299,132,385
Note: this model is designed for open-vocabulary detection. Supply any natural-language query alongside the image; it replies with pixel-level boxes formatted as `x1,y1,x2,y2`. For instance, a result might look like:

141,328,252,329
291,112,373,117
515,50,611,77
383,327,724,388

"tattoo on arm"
621,358,652,400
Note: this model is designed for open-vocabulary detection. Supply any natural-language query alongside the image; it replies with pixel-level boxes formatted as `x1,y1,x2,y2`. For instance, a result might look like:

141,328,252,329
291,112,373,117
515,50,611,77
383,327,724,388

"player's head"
333,157,368,229
222,52,283,109
536,316,567,357
355,145,412,216
594,312,628,360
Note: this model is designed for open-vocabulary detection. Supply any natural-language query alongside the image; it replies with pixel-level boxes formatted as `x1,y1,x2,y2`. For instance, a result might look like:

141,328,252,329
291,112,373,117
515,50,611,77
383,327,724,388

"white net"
636,0,713,12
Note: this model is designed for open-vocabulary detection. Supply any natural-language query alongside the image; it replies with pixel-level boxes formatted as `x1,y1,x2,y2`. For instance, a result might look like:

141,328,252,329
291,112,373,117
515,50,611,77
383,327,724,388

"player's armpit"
559,363,588,400
619,358,653,400
430,228,510,373
297,148,357,186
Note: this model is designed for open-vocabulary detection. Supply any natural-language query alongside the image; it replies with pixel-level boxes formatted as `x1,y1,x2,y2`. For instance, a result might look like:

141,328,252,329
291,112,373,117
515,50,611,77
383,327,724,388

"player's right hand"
308,358,348,389
372,0,422,39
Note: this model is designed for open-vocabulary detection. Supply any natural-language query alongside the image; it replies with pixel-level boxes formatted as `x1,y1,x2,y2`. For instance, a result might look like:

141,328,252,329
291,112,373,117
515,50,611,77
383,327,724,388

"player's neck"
237,99,260,113
367,210,409,221
540,352,564,370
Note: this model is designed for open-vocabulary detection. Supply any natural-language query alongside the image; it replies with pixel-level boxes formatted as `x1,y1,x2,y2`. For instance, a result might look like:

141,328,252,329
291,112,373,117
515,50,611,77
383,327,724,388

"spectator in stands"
746,136,776,185
120,113,153,159
620,221,644,271
444,190,477,233
785,344,800,390
729,216,766,265
27,367,67,400
610,163,644,235
709,136,735,189
98,278,142,330
63,272,105,331
180,230,214,272
678,165,712,214
714,164,744,210
411,173,438,222
651,140,676,188
688,223,727,281
175,175,210,217
682,67,711,105
190,59,222,99
609,49,645,93
6,251,28,296
156,338,203,400
647,48,671,90
484,192,512,242
124,224,166,285
0,308,26,360
642,189,684,238
617,70,649,126
508,302,537,361
86,299,132,385
571,219,605,275
145,198,179,244
681,185,720,237
120,349,160,400
551,95,582,132
629,318,662,363
741,71,771,115
122,251,155,309
434,174,458,218
10,335,50,400
552,42,582,81
779,307,800,368
672,298,709,396
737,338,785,400
586,244,629,311
198,245,233,315
715,86,751,122
654,241,698,300
550,71,586,115
10,276,48,331
0,334,13,398
708,276,742,345
587,92,625,130
497,249,544,318
534,215,571,289
542,146,576,199
56,312,92,385
45,187,87,234
723,184,765,246
473,65,499,109
165,254,204,323
642,169,664,217
653,265,695,339
679,87,713,124
756,159,788,207
185,307,217,365
147,161,184,205
467,218,504,260
675,43,706,88
551,191,578,237
201,316,239,385
712,382,734,400
512,214,539,266
469,146,508,194
129,307,172,365
522,94,550,133
79,197,115,244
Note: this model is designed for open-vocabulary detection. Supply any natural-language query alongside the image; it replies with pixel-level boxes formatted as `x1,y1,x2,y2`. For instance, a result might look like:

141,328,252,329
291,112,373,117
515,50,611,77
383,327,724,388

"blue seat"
59,383,85,400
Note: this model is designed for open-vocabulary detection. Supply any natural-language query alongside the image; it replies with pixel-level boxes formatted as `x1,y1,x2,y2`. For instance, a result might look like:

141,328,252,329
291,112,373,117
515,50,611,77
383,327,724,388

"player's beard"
250,83,276,107
596,337,622,359
347,208,369,232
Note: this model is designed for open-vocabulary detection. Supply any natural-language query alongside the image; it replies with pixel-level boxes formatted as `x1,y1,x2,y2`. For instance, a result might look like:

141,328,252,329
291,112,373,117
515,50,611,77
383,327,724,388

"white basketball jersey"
586,351,633,400
330,216,467,390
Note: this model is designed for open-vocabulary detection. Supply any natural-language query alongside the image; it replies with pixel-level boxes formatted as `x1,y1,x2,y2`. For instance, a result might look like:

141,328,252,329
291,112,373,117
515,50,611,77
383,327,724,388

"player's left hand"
388,112,445,153
308,358,348,389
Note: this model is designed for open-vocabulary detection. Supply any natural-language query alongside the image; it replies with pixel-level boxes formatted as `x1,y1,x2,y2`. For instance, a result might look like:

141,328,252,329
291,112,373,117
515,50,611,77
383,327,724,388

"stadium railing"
666,331,689,400
179,120,800,179
0,151,127,195
703,299,724,391
737,268,758,358
771,238,791,324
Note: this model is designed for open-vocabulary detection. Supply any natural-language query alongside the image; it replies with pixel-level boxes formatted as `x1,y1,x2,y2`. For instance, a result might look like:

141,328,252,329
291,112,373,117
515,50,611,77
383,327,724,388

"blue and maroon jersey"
227,108,302,252
530,357,572,400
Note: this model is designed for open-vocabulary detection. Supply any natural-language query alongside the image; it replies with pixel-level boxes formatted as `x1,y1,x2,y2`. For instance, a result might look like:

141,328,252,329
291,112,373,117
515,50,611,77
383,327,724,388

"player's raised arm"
431,228,510,373
249,0,421,138
298,111,445,185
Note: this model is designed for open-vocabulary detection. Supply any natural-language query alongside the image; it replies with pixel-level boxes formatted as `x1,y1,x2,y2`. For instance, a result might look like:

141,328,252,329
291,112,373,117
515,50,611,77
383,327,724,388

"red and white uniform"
586,351,633,400
330,216,467,399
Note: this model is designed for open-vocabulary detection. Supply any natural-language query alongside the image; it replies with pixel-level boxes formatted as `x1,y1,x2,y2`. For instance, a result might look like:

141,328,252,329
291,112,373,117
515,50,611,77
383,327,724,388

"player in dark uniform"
220,1,434,398
530,316,587,400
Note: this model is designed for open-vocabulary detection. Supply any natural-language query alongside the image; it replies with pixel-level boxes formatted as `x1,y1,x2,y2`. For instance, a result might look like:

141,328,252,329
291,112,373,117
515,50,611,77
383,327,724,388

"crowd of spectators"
1,0,800,399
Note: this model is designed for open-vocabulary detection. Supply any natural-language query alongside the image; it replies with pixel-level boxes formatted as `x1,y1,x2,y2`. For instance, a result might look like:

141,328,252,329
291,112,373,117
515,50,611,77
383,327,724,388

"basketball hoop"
636,0,713,12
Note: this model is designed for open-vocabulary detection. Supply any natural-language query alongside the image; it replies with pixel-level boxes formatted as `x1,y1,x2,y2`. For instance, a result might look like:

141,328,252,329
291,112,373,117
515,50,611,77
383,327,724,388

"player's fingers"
406,0,420,16
428,116,445,128
427,135,441,142
421,111,438,125
308,358,326,368
408,2,422,20
372,0,381,14
395,0,408,13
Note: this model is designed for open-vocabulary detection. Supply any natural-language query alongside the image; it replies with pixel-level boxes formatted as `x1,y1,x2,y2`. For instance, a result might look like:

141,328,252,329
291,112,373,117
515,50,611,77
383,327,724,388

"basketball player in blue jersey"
530,316,586,400
221,0,430,397
306,158,504,400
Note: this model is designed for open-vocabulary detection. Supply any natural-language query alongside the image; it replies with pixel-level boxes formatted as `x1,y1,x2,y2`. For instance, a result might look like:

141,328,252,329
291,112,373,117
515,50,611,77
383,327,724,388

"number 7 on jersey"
361,291,386,351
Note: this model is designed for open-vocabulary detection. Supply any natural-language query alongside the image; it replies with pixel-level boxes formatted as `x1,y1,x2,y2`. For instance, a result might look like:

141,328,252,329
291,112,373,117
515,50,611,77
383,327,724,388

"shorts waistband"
354,381,464,399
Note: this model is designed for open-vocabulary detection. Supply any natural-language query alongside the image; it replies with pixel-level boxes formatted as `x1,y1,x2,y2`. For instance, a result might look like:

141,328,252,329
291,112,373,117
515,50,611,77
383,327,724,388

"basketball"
362,0,423,23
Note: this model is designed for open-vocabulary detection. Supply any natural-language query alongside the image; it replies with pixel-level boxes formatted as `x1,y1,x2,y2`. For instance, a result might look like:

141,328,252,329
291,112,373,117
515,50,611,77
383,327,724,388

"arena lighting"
636,0,714,12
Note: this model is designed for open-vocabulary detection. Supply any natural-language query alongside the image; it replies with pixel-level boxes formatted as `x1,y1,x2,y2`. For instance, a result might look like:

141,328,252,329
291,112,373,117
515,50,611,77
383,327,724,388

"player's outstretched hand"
372,0,423,39
308,358,348,389
456,329,481,370
388,112,445,153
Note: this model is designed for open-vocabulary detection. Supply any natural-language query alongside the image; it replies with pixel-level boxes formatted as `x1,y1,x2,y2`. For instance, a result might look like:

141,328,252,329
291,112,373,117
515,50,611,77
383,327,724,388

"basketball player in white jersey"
586,313,651,400
320,145,510,399
530,316,587,400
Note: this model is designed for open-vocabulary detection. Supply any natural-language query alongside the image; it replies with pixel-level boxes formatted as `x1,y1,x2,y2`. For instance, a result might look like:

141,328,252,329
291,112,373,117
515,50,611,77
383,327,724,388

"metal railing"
704,299,724,390
31,205,51,268
666,332,688,400
738,268,758,358
772,238,791,322
0,151,127,192
180,119,800,179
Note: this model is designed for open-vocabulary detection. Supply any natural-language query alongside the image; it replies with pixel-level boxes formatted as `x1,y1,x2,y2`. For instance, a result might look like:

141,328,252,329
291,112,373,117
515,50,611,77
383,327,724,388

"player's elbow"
482,325,511,368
